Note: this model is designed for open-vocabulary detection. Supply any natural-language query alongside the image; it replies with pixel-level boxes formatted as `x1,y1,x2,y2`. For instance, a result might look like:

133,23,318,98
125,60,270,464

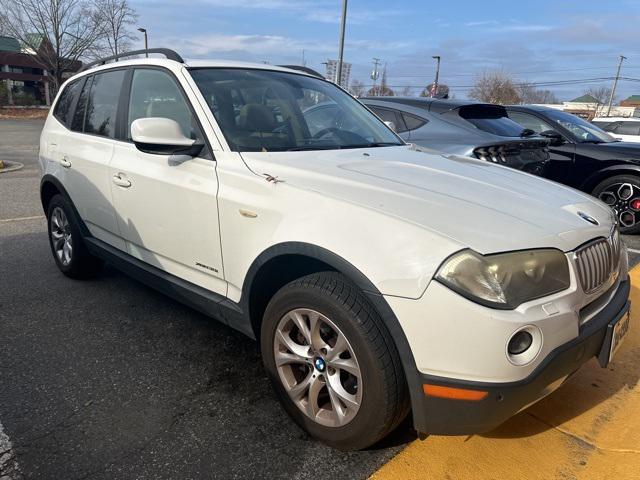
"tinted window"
190,68,402,152
71,77,91,132
401,113,427,131
507,111,554,133
457,105,526,137
614,122,640,136
370,107,406,132
592,120,615,130
128,69,199,139
84,70,125,138
53,79,81,127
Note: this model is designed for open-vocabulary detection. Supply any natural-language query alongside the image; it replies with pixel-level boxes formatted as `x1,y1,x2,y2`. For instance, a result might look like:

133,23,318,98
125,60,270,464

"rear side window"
53,79,81,127
84,70,126,138
370,107,407,133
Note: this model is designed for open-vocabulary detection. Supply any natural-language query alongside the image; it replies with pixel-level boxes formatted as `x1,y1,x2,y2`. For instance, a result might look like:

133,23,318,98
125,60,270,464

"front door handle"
60,156,72,168
112,173,132,188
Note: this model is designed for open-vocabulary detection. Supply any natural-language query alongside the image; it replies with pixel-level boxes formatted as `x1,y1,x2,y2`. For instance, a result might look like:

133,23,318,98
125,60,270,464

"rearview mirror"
539,130,565,146
384,120,397,132
131,117,204,157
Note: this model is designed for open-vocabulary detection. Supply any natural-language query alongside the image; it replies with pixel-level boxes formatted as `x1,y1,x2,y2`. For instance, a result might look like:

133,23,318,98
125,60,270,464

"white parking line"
627,248,640,254
0,420,22,480
0,215,44,224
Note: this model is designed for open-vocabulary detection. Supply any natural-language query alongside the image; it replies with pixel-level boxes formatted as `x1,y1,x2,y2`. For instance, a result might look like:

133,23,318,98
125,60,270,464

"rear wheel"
261,271,409,450
593,175,640,234
46,194,103,278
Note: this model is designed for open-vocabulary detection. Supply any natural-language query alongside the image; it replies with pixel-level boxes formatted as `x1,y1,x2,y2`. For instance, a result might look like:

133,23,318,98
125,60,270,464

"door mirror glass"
539,130,565,146
384,120,396,132
131,117,204,156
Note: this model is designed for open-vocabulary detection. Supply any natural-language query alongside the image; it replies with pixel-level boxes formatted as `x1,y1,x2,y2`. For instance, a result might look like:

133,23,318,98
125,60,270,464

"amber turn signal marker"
423,384,489,401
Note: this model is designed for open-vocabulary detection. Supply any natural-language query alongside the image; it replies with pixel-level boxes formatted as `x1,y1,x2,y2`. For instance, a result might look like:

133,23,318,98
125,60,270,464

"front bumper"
414,275,630,435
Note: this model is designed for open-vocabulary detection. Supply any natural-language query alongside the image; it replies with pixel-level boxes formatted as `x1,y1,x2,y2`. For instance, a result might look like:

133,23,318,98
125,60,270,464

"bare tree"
399,85,412,97
348,79,365,97
420,83,449,98
0,0,104,94
92,0,138,57
584,86,614,118
469,70,521,105
518,82,559,104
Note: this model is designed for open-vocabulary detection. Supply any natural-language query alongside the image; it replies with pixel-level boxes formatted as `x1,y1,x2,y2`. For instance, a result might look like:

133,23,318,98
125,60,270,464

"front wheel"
593,175,640,234
261,272,409,450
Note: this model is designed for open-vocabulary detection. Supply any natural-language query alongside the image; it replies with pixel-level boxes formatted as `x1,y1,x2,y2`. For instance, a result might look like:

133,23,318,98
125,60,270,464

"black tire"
261,271,410,450
592,174,640,234
46,194,103,278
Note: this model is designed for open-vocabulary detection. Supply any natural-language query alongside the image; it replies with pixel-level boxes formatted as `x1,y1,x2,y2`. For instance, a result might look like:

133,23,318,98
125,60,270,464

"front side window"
84,70,126,138
507,111,554,134
613,122,640,136
189,68,403,152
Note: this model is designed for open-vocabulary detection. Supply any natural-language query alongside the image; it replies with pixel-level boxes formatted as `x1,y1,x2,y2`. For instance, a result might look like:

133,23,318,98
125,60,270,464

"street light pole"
138,28,148,57
336,0,348,87
431,55,441,98
607,54,626,117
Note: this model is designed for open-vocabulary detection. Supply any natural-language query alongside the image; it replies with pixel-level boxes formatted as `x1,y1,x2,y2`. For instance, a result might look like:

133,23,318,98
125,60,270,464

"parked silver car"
360,97,550,174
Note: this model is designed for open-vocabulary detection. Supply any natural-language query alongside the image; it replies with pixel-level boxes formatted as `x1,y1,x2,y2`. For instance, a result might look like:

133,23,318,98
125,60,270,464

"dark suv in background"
361,97,550,174
506,106,640,234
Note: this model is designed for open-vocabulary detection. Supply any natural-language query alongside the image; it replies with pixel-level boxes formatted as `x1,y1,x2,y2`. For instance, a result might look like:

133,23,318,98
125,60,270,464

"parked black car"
506,105,640,233
360,97,550,175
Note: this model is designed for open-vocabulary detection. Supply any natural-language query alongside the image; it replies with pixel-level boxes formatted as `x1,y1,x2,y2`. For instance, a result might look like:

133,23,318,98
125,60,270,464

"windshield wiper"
342,142,402,149
286,145,342,151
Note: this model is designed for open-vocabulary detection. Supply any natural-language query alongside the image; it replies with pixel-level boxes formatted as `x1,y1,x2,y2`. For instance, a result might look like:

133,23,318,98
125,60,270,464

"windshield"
189,68,403,152
543,110,617,143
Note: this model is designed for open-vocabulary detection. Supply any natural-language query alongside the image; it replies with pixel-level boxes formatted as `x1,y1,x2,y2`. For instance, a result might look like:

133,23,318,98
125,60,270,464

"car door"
109,67,225,295
507,110,577,186
57,69,127,250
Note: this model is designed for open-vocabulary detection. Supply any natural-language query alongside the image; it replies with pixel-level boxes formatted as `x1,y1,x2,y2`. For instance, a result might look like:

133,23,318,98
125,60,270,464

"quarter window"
71,77,91,132
401,113,427,132
53,79,81,127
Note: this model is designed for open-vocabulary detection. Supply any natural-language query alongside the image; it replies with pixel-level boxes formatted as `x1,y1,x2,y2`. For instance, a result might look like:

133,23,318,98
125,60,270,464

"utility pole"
302,49,306,66
371,58,381,95
431,55,441,98
336,0,348,86
137,27,148,57
607,54,626,116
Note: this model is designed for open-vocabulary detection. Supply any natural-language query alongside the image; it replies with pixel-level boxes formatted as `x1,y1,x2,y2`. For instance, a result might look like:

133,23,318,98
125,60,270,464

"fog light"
508,331,533,355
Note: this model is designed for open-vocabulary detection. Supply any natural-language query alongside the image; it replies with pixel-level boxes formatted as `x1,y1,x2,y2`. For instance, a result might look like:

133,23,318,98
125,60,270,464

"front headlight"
436,249,570,309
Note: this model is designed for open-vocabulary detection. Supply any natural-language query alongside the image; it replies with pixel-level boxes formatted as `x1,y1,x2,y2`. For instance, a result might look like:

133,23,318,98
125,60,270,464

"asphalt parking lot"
1,119,639,479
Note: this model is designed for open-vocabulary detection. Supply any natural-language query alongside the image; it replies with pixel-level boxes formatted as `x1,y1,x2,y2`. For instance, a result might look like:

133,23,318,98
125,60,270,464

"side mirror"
131,117,204,157
384,120,397,132
539,130,565,146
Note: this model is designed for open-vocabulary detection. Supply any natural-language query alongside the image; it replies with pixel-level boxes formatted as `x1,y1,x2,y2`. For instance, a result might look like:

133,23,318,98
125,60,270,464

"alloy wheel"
50,206,73,266
273,308,362,427
598,182,640,228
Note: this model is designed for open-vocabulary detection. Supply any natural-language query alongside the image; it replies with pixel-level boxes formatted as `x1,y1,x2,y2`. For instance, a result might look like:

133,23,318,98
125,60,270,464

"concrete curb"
0,161,25,174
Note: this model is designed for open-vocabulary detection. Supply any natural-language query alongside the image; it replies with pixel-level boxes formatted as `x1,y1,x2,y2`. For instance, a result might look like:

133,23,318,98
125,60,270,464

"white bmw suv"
39,49,631,450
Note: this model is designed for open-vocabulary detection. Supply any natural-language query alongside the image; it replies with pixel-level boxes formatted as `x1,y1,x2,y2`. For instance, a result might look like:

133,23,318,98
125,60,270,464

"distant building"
0,34,81,106
324,59,351,87
621,95,640,107
534,94,640,120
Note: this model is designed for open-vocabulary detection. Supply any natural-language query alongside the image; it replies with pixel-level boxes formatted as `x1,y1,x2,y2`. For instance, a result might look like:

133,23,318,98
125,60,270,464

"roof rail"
278,65,324,78
80,48,184,72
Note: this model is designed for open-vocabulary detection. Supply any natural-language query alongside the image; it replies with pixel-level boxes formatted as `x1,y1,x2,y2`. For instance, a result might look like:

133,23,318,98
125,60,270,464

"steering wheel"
312,127,344,140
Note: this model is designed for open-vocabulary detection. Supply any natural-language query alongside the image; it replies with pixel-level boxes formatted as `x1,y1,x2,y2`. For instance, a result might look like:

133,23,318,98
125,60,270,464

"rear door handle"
112,173,132,188
60,156,72,168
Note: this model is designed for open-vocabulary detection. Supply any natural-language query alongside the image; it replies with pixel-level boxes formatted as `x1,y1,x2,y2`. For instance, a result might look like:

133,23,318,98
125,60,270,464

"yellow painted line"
372,266,640,480
0,215,45,223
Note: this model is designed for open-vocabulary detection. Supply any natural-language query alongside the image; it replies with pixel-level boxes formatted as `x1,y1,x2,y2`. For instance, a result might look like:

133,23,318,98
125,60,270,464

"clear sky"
130,0,640,101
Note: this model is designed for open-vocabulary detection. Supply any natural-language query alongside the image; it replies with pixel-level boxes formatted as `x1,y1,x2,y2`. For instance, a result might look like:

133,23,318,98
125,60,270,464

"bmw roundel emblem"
314,357,326,372
577,211,599,226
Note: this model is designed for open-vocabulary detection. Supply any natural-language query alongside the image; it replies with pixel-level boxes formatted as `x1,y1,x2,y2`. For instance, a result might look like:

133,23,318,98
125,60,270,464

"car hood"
240,145,614,253
581,141,640,158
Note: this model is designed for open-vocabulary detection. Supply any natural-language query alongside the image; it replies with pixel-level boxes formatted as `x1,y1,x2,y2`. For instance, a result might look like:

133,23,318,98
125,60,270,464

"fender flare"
241,242,426,429
580,164,640,192
40,174,91,237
